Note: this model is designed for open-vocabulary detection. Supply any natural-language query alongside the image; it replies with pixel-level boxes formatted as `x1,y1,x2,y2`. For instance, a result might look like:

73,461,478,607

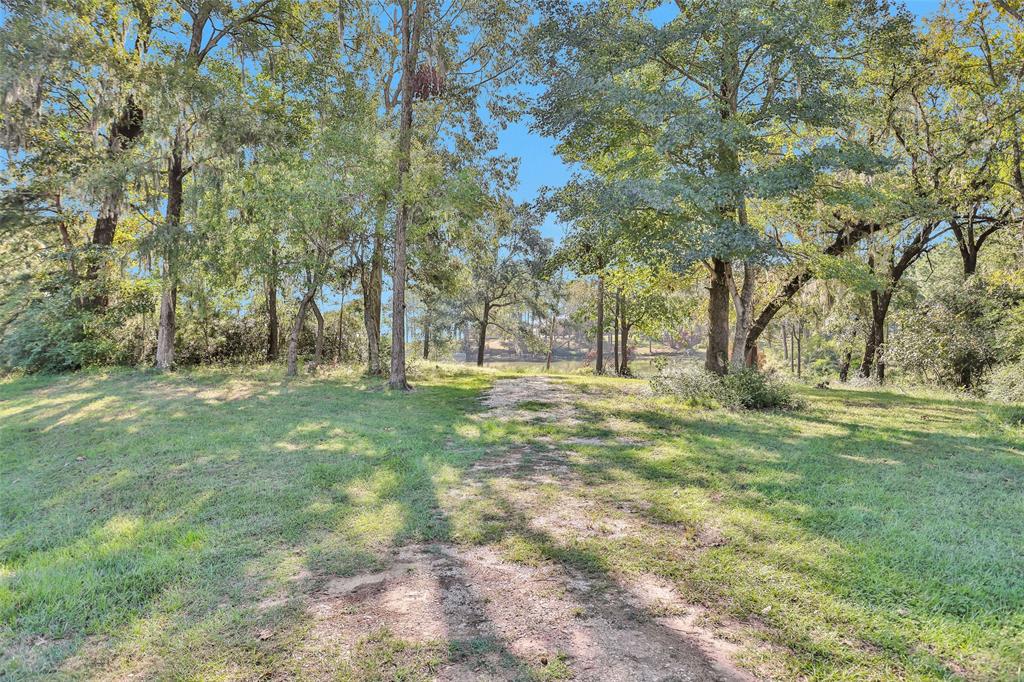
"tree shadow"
2,369,1021,679
0,367,497,677
517,385,1024,678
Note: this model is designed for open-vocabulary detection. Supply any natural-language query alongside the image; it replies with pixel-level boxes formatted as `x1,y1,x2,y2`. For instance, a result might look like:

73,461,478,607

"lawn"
1,365,1022,680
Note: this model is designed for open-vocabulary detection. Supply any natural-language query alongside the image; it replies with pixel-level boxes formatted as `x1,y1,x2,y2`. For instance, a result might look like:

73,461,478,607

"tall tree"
533,0,893,374
151,0,279,370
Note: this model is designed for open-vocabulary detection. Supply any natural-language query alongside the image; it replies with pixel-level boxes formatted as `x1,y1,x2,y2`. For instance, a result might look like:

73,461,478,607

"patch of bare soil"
296,542,750,682
295,377,757,681
478,376,581,425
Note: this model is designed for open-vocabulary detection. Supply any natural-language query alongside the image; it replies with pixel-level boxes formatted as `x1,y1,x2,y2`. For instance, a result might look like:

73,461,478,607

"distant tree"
604,265,684,376
460,201,549,366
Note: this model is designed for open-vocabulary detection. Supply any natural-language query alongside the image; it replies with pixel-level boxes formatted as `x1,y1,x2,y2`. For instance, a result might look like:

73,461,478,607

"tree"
385,0,530,389
460,201,549,367
149,0,279,370
604,265,683,375
533,0,892,374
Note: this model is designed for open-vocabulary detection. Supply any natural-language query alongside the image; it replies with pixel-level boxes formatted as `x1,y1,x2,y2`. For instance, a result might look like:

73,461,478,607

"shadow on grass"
0,367,503,677
512,384,1024,678
1,371,1022,679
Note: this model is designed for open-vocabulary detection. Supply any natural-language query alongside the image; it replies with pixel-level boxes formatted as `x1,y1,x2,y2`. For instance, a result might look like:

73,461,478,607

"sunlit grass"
0,364,501,678
1,364,1022,679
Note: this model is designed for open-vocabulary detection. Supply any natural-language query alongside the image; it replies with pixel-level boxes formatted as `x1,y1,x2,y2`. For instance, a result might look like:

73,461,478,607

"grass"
1,363,1022,680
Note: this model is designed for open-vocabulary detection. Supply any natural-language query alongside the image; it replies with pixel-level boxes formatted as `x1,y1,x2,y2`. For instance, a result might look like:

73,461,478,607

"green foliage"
0,269,154,373
984,360,1024,405
886,278,1004,390
721,367,805,410
651,361,802,410
533,0,894,270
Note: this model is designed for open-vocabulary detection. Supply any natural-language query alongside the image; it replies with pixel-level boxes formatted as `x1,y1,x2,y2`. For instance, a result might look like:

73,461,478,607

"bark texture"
266,278,279,361
311,299,325,366
286,291,315,377
476,302,490,367
729,262,756,366
155,144,184,371
706,258,731,376
388,0,425,391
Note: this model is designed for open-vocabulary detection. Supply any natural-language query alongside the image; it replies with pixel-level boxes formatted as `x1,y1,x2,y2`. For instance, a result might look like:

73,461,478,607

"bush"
985,361,1024,405
721,367,804,410
0,270,155,372
650,362,726,407
651,362,803,410
886,277,1011,390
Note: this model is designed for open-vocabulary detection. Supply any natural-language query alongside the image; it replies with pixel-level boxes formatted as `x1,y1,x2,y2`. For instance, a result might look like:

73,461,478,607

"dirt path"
478,375,581,424
298,376,756,681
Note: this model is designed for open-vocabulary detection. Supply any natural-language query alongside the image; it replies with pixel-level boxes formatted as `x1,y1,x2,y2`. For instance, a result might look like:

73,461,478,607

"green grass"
1,364,1022,680
0,364,509,678
490,377,1024,680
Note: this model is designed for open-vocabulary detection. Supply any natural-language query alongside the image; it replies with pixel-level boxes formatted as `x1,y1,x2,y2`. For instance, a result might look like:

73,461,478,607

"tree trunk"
838,350,852,382
595,274,605,373
782,321,789,361
546,312,556,371
613,289,621,374
620,323,631,376
361,229,384,375
477,303,490,367
743,219,883,361
335,284,346,362
422,309,431,360
962,248,978,277
706,258,731,375
790,327,796,374
796,323,803,378
155,143,184,371
730,262,757,366
286,291,314,377
155,280,177,371
462,322,472,362
266,278,279,361
859,289,891,381
85,97,144,311
389,0,424,392
874,317,886,383
310,299,325,366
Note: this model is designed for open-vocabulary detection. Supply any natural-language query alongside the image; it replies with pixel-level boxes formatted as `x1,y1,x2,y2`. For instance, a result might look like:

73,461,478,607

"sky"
502,0,946,243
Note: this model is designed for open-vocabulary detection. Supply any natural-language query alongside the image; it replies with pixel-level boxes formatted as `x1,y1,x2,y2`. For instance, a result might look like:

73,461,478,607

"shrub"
985,361,1024,405
650,362,726,407
721,366,803,410
651,362,803,410
0,271,154,372
886,277,1011,390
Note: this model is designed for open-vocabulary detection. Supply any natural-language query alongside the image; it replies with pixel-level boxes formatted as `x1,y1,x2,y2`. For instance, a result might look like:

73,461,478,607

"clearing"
1,365,1022,680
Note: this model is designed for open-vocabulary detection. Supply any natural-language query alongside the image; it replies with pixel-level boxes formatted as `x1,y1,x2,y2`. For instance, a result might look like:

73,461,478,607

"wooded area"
1,0,1022,396
2,1,1024,680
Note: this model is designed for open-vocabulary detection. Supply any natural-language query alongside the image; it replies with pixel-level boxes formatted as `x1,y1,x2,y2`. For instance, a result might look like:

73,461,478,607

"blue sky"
503,0,946,242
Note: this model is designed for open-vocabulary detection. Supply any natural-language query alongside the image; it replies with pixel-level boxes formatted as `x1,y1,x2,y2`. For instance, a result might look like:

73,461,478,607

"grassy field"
1,365,1022,680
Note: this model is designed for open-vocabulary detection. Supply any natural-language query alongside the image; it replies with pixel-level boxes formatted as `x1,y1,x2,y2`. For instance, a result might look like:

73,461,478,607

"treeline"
2,1,1024,399
534,0,1024,396
0,0,546,385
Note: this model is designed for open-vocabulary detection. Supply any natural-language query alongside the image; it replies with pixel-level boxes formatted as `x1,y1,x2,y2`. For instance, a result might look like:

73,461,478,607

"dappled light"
3,0,1024,679
2,364,1022,679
